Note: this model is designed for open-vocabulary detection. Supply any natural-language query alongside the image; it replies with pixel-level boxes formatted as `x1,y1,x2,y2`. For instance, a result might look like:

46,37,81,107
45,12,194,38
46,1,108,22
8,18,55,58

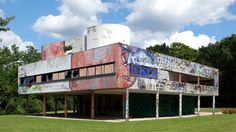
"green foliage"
0,45,41,114
170,42,198,61
0,16,15,32
146,43,171,55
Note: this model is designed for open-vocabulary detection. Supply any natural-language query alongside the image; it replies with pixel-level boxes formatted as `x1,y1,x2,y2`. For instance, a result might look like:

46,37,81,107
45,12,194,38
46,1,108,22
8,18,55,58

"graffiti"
19,81,70,94
130,64,157,79
41,41,65,60
122,45,218,79
130,77,216,95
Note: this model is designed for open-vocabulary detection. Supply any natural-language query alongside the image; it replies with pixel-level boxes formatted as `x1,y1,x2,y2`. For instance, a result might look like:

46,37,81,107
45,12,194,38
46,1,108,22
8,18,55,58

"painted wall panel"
65,37,85,53
86,24,130,50
41,41,65,60
18,55,71,78
18,81,70,94
129,77,217,96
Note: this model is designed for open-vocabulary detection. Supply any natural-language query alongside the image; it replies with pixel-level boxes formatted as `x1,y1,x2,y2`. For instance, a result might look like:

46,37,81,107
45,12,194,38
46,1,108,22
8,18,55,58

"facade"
18,24,219,121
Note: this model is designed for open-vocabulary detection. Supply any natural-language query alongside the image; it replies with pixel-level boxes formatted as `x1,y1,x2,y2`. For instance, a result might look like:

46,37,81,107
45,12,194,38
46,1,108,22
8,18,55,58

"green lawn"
0,114,236,132
195,107,223,112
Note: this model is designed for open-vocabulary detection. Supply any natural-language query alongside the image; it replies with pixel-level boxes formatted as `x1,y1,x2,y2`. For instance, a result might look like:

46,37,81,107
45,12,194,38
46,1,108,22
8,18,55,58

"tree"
0,16,15,32
146,43,171,55
170,42,198,61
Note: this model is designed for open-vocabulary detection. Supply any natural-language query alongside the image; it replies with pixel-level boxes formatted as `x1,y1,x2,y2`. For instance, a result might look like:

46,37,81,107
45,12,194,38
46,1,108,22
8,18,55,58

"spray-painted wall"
18,43,218,96
41,41,65,60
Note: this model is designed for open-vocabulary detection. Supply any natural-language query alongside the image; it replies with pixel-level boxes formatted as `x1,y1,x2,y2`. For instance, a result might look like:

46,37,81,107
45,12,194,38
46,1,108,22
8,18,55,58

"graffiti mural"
122,45,218,79
41,41,65,60
129,77,217,95
18,81,70,94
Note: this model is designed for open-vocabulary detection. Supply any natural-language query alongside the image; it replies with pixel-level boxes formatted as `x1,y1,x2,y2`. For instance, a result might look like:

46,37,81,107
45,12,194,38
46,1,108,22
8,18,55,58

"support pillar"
122,93,125,118
76,95,79,114
26,95,29,114
91,92,95,119
212,95,215,115
73,96,75,114
179,92,182,118
156,90,159,119
43,95,46,116
64,93,67,118
197,95,200,116
54,96,57,115
125,88,129,122
197,77,200,116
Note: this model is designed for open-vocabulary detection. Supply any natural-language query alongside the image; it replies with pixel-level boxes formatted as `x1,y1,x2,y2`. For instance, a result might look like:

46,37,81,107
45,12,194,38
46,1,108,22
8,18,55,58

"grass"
0,114,236,132
195,107,223,112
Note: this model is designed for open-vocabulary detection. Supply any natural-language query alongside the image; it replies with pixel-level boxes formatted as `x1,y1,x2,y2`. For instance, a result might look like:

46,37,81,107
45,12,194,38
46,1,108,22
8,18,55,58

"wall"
18,55,71,77
86,24,130,50
41,41,65,60
64,37,85,53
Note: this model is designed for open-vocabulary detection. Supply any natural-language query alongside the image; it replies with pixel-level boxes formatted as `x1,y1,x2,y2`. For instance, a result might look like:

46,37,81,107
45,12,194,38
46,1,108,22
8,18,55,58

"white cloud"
126,0,235,49
33,0,109,39
131,30,216,49
126,0,236,32
0,31,34,51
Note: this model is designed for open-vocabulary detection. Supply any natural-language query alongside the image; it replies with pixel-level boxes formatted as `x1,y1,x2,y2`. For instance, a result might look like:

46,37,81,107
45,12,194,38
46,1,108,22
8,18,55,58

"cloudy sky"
0,0,236,50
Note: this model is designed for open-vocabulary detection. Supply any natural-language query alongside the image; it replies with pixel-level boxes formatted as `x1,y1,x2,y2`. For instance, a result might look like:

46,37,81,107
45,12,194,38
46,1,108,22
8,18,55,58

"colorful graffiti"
41,41,65,60
129,77,217,95
122,45,218,79
18,81,70,94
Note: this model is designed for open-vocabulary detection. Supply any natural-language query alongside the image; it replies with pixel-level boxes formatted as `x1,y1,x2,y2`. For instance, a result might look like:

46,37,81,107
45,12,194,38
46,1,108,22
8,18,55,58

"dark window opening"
72,69,79,78
65,70,72,79
42,74,47,82
47,73,52,81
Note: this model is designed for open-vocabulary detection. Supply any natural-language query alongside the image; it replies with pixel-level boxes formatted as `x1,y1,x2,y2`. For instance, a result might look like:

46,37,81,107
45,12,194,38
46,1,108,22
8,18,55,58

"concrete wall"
41,41,65,60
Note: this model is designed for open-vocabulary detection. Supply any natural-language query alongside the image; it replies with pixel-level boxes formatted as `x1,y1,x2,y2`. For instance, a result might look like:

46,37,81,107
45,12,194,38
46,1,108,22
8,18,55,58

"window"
53,73,59,80
72,69,79,78
96,66,102,75
58,72,65,80
36,75,41,83
65,70,72,79
80,68,87,77
20,76,35,85
87,67,95,76
104,64,114,74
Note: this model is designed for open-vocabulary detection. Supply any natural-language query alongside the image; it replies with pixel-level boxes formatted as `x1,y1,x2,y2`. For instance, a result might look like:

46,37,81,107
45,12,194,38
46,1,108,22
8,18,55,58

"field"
0,114,235,132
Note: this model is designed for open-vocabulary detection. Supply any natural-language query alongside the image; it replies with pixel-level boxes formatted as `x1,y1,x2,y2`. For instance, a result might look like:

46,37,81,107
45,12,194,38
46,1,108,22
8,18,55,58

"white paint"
65,37,85,53
86,24,130,50
18,54,71,78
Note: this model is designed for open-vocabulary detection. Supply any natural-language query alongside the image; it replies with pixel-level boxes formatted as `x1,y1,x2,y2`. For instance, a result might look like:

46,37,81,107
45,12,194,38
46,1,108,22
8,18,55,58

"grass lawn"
0,114,236,132
195,107,223,112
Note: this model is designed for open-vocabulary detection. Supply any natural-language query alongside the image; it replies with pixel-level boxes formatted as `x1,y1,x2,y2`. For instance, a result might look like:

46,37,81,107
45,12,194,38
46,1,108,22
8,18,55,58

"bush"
222,108,236,114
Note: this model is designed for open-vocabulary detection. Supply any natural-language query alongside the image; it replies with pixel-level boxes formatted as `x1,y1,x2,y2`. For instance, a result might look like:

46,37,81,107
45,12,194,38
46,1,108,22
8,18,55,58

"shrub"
222,108,236,114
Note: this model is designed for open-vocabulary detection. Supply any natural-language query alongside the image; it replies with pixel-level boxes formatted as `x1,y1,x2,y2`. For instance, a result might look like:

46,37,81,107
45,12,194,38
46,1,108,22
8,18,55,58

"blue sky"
0,0,236,50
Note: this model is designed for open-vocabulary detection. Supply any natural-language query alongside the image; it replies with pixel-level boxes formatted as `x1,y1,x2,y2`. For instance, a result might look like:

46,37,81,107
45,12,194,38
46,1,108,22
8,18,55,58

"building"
18,24,219,121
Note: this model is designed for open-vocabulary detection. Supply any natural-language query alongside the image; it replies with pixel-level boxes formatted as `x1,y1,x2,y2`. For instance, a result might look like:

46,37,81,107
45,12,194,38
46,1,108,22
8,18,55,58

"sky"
0,0,236,51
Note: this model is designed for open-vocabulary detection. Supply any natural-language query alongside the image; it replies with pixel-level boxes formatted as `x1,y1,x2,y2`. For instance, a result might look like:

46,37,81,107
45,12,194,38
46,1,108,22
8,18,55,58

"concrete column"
125,88,129,122
197,95,201,116
54,96,57,115
64,93,67,118
179,92,182,118
26,95,29,114
43,95,46,116
179,74,182,82
73,96,76,114
156,90,159,119
212,95,215,115
91,92,95,119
